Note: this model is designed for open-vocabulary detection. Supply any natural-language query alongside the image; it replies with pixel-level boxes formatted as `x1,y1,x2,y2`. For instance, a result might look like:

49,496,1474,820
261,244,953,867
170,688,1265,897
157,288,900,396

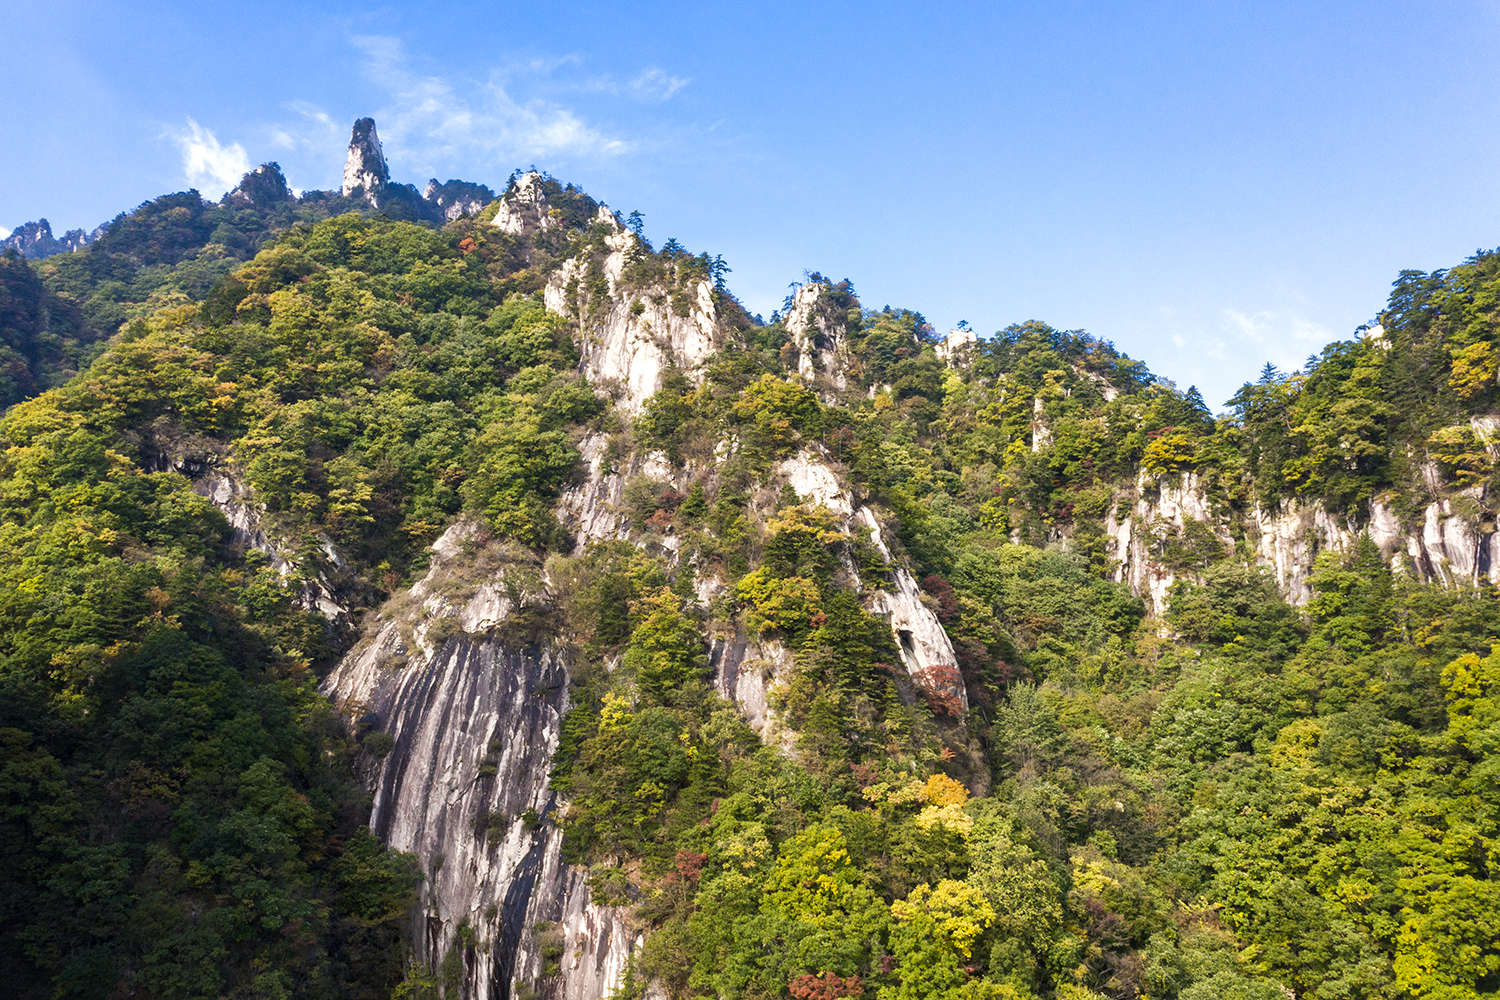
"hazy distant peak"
0,217,101,259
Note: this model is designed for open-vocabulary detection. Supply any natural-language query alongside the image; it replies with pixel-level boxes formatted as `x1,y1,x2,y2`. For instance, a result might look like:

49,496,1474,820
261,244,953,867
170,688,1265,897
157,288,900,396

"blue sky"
6,1,1500,406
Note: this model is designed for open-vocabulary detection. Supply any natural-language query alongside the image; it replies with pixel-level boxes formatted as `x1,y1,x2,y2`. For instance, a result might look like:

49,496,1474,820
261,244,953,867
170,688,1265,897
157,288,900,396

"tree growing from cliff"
625,589,710,702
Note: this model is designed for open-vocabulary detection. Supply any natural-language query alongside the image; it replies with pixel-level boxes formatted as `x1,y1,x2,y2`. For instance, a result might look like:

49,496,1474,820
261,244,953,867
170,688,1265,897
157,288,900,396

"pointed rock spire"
341,118,389,206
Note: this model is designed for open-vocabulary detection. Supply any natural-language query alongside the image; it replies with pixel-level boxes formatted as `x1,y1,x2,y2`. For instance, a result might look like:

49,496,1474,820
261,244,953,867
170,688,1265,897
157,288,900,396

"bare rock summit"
341,118,390,206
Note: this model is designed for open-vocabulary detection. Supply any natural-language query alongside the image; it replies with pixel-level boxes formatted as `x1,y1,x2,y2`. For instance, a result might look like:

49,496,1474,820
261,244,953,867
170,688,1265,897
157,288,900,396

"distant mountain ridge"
2,117,496,263
0,118,498,409
0,218,106,259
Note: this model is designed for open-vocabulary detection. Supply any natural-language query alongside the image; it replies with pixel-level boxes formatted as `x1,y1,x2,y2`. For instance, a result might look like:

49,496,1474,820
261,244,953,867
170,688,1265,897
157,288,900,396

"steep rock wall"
493,175,718,414
549,263,717,415
323,525,634,1000
1104,472,1227,613
785,283,849,392
493,172,559,237
333,185,974,1000
1106,471,1500,612
776,452,965,712
193,471,348,623
341,118,389,206
556,435,676,548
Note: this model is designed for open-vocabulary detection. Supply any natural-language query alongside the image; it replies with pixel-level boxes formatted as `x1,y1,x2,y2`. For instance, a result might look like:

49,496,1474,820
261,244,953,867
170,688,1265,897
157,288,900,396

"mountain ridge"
0,117,1497,1000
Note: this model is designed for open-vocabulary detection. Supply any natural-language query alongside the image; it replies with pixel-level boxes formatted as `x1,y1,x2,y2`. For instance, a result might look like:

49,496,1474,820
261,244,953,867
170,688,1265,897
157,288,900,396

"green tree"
624,589,709,703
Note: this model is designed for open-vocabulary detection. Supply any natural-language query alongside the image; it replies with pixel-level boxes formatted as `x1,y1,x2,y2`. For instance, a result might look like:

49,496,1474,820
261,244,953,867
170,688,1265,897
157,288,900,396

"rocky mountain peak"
936,326,978,365
492,170,551,235
341,117,390,206
0,218,102,260
224,163,292,208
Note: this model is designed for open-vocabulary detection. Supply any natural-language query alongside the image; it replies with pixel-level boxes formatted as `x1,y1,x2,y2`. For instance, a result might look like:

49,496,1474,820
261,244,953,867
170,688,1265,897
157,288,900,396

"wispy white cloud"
350,34,628,173
269,100,342,152
0,226,10,240
1223,307,1333,349
573,66,691,102
171,119,251,195
1215,306,1337,380
628,68,690,102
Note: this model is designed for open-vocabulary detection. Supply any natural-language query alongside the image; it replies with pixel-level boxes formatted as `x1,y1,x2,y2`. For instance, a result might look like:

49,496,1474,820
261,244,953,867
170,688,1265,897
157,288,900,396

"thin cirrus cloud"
350,34,632,174
629,68,690,102
1222,307,1335,370
269,101,343,153
580,67,691,102
171,118,251,196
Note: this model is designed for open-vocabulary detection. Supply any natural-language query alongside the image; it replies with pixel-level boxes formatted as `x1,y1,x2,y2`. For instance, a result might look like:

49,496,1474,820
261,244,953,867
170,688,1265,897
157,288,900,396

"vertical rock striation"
323,527,635,1000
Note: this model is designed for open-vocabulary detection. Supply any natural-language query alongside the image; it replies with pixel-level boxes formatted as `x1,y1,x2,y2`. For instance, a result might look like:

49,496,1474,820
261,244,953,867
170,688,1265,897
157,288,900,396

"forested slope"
0,162,1497,1000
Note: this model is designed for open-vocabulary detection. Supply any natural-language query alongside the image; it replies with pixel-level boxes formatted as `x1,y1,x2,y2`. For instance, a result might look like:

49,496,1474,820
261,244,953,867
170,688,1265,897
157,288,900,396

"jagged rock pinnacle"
341,118,389,206
0,218,101,259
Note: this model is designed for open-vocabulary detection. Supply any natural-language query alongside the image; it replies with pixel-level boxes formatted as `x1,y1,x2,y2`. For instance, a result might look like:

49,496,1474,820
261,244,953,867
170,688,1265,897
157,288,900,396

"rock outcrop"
1106,470,1500,612
323,523,632,1000
424,179,497,221
564,274,719,414
936,327,978,367
342,118,391,206
785,283,850,393
224,163,293,207
491,175,717,413
195,471,349,624
329,426,970,1000
1,218,102,259
493,172,557,237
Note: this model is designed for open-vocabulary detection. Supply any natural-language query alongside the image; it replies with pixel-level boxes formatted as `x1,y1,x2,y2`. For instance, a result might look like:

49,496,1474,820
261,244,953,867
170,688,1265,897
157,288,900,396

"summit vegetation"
0,165,1497,1000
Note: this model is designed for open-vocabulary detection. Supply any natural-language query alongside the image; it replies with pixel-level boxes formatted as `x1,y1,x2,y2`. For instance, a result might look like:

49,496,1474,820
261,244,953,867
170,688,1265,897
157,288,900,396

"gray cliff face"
330,632,630,1000
492,172,557,237
307,228,1496,1000
320,443,972,1000
1105,467,1500,613
323,525,634,1000
785,283,849,394
315,232,978,998
133,428,348,622
508,179,716,415
195,471,348,623
342,118,391,206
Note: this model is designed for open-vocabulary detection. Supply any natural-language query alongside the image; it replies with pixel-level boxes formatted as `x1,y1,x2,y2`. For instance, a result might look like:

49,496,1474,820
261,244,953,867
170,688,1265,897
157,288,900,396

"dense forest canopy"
0,163,1497,1000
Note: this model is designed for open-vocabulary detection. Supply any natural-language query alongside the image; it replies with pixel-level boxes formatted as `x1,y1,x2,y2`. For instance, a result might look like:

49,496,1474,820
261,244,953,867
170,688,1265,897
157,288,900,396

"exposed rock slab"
323,527,633,1000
